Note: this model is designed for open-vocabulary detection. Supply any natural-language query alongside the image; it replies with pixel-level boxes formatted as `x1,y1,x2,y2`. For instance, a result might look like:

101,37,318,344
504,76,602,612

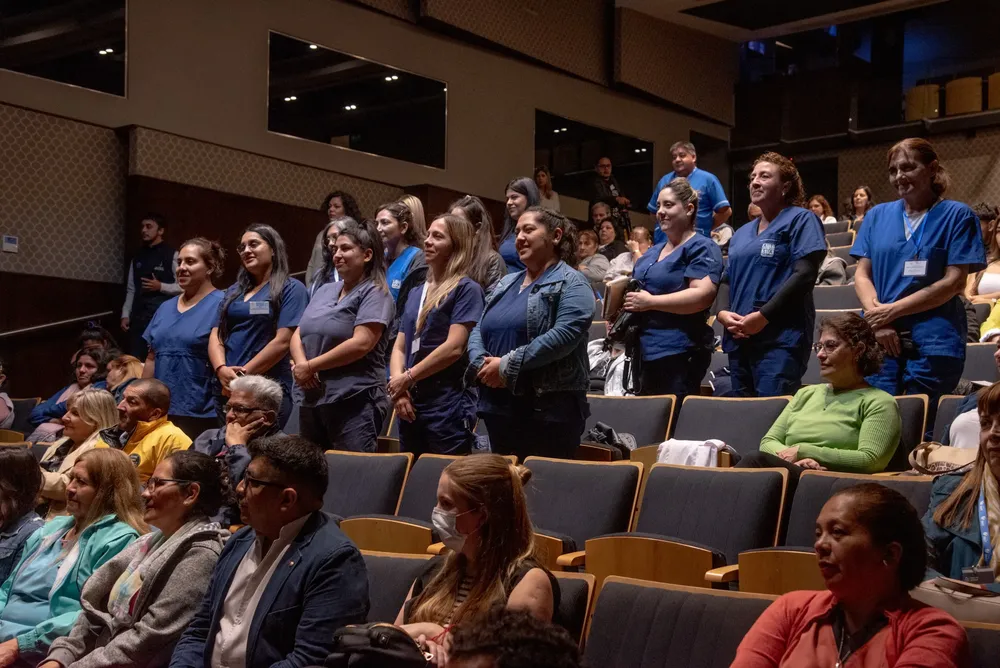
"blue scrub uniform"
143,291,224,419
723,206,826,396
397,277,485,456
387,246,422,301
295,279,395,452
216,278,308,428
634,235,723,396
648,167,731,240
498,234,525,274
850,199,985,411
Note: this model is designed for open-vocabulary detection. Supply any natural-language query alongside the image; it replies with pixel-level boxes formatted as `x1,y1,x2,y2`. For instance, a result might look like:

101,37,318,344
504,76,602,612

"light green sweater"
759,384,902,473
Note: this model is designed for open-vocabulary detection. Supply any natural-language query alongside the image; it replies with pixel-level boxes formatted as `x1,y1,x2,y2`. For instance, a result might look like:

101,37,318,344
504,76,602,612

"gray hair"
229,374,283,414
591,201,611,214
670,141,697,157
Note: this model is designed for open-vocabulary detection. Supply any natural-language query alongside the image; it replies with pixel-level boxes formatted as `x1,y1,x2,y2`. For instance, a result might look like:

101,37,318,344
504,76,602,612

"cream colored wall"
0,0,728,210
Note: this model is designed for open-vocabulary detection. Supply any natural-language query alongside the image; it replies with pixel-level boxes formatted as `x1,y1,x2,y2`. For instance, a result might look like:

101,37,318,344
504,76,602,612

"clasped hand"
291,360,320,389
477,357,505,388
717,310,768,339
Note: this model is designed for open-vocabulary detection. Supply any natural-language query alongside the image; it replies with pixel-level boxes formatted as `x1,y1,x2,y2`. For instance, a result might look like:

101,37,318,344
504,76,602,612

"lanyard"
417,282,429,315
979,481,994,566
902,210,927,255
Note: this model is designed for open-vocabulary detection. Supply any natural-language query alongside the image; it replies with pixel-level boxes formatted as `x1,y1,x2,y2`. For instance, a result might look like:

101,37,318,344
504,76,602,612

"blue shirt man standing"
648,141,732,242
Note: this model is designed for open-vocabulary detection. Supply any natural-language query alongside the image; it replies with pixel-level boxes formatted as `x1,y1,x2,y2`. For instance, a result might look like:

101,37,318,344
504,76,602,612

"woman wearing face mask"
388,214,485,456
104,355,142,404
0,450,43,586
291,220,394,452
597,218,628,262
29,349,109,428
395,456,558,665
38,389,118,519
733,484,968,667
209,224,308,429
716,152,827,397
625,179,723,400
852,139,985,433
40,451,230,668
498,178,541,274
144,238,226,439
845,186,876,232
449,195,506,291
377,200,427,301
467,208,593,461
306,190,363,292
0,449,144,668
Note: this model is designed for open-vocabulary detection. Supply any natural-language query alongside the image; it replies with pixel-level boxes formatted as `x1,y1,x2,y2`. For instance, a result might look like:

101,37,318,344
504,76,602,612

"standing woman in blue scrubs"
468,207,593,461
208,224,307,429
717,153,827,396
377,201,427,301
498,177,541,274
142,238,225,439
626,178,723,399
388,214,485,456
852,138,985,426
291,220,395,452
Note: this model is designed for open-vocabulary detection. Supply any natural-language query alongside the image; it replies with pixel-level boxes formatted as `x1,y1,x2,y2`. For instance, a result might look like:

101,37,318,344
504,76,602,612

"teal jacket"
0,514,140,659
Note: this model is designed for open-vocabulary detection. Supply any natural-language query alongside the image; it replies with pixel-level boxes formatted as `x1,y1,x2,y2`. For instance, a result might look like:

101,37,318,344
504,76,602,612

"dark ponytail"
165,450,234,519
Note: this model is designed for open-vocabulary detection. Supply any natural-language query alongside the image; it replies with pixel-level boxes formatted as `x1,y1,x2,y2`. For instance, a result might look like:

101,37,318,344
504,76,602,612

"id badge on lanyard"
979,482,994,566
902,208,929,278
410,284,429,356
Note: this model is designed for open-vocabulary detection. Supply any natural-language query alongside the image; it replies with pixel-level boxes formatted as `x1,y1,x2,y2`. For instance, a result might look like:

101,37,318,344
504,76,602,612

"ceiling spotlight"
553,129,560,134
309,44,318,50
289,96,297,101
443,87,447,92
561,127,567,132
634,149,641,153
105,47,113,53
98,49,107,55
391,75,398,80
344,104,357,111
641,148,647,152
385,76,392,81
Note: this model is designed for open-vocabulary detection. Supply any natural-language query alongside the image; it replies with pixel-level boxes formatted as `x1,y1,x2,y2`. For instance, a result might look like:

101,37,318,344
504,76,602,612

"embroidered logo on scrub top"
760,242,775,258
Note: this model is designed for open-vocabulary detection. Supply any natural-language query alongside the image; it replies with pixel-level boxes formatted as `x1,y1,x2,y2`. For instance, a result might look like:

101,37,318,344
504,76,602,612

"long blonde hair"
67,389,118,434
74,449,148,534
408,456,536,625
417,214,476,332
401,195,428,245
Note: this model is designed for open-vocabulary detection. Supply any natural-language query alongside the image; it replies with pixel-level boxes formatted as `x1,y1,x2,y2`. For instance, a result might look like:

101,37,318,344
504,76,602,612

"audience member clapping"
41,451,230,668
0,449,43,585
29,349,110,429
0,449,145,667
105,354,143,403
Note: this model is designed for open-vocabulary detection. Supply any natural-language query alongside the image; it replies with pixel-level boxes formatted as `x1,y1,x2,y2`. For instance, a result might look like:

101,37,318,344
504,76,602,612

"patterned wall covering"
348,0,414,21
615,8,737,126
0,104,126,284
420,0,609,86
128,128,404,218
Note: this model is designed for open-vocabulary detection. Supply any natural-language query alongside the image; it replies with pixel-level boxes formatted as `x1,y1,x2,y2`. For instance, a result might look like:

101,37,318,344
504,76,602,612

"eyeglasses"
243,474,285,490
812,342,843,354
224,403,259,417
146,477,192,491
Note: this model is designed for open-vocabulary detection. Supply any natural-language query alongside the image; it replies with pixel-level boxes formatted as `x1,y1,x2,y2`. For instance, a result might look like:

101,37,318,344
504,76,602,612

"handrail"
0,311,115,339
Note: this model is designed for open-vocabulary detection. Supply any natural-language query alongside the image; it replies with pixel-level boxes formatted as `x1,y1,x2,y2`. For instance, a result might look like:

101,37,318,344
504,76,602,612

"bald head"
132,378,171,412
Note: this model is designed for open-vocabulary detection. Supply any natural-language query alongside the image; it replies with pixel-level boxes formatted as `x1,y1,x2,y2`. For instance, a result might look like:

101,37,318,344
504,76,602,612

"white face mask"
432,507,467,553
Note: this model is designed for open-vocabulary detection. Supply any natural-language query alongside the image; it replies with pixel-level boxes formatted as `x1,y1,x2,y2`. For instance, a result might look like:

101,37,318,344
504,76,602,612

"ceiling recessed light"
289,96,297,101
641,148,647,152
385,76,392,81
553,129,560,133
98,49,107,55
634,149,641,153
443,87,447,92
105,47,113,53
391,75,398,80
309,44,318,50
561,127,567,132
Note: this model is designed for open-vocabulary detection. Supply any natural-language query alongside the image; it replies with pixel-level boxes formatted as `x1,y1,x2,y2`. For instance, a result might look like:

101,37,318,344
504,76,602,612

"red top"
731,590,969,668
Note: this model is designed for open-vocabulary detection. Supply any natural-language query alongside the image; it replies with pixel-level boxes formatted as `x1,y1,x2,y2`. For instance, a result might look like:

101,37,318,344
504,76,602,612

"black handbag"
605,279,644,394
322,623,431,668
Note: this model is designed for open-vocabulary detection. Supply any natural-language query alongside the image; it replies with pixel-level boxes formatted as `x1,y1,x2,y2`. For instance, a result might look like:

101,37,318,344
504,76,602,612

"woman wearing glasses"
40,451,229,668
736,313,901,481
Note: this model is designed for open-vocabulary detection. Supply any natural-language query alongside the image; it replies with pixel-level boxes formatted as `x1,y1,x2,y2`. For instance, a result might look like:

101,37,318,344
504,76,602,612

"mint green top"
759,384,902,473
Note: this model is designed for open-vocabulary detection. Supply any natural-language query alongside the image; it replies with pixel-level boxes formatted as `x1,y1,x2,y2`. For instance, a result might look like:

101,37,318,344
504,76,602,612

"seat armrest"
427,542,446,555
705,564,740,583
556,551,586,567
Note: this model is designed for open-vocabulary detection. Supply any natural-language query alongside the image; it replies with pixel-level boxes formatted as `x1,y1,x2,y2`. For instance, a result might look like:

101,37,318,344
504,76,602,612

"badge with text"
249,301,271,315
903,260,928,277
760,242,775,258
411,337,421,355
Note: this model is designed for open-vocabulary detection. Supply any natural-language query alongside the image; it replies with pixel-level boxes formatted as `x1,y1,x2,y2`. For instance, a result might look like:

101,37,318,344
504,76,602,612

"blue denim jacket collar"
0,512,41,540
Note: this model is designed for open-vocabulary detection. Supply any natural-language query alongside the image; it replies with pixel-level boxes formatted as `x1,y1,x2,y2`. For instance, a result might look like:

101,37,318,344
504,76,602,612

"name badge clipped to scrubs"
411,284,429,356
760,242,775,258
903,260,928,277
249,301,270,316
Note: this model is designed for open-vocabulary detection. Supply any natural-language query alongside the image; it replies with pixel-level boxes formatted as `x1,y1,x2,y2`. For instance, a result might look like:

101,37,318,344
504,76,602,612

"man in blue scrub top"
648,142,731,242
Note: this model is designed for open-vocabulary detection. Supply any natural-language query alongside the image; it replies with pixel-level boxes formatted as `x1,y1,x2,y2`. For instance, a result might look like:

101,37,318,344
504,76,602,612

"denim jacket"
467,261,593,396
0,512,42,585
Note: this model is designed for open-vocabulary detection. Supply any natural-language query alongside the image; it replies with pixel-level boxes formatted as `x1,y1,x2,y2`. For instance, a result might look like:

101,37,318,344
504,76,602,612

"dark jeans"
169,415,218,441
638,348,712,401
299,389,388,453
735,450,802,501
482,413,585,462
728,342,809,397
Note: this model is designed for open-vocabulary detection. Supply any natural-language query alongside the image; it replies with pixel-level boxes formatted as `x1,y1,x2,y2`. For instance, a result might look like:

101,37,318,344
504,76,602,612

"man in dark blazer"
170,435,369,668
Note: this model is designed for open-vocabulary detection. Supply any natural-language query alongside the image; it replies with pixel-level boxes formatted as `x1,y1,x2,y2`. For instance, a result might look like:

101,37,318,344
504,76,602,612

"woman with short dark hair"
498,178,541,274
30,349,110,428
846,185,876,232
306,190,364,291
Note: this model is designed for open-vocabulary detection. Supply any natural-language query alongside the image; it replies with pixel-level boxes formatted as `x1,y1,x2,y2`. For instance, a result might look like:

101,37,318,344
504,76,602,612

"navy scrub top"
499,234,525,274
850,199,986,358
401,277,485,380
634,234,723,361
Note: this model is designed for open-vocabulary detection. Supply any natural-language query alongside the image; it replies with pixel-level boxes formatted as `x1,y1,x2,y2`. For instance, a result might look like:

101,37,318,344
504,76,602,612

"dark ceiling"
682,0,886,30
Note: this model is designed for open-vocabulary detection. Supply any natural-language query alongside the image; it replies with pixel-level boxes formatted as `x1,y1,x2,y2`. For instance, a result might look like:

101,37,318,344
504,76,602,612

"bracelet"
406,369,415,384
214,364,225,373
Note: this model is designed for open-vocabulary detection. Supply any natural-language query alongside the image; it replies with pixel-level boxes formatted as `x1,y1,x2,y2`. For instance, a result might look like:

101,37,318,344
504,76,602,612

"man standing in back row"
648,141,732,243
121,214,181,359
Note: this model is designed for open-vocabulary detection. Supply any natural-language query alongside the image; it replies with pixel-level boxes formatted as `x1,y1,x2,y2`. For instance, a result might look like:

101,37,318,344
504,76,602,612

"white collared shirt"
211,514,311,668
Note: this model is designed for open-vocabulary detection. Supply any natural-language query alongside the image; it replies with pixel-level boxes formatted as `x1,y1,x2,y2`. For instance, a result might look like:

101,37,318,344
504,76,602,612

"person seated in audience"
816,237,849,286
972,202,997,248
738,313,901,478
0,358,12,430
468,208,593,461
845,185,875,232
98,378,192,484
306,190,364,291
808,194,838,226
377,200,427,301
596,218,627,262
77,326,118,356
42,451,230,668
534,165,560,212
105,354,143,403
0,449,145,667
169,435,369,668
982,301,1000,343
192,374,283,525
450,195,506,291
732,483,968,667
604,226,652,283
30,349,110,428
965,208,1000,305
446,608,581,668
291,219,394,452
0,449,43,585
499,178,541,274
395,456,558,663
924,381,1000,589
575,229,609,288
38,389,118,519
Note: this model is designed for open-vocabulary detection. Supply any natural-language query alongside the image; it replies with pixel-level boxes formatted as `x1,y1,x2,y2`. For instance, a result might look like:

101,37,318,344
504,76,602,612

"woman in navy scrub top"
852,138,986,427
626,178,723,398
208,224,307,429
142,238,225,439
498,177,541,274
291,220,395,452
378,201,427,301
468,207,593,461
717,153,827,397
388,214,485,456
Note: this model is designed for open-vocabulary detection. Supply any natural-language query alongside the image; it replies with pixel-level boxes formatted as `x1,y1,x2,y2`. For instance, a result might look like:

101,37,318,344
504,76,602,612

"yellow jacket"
100,417,191,483
981,301,1000,341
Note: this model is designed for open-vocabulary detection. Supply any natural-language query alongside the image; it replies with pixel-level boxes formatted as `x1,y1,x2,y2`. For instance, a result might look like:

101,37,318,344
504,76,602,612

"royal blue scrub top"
722,206,826,353
498,234,525,274
387,246,422,301
850,199,986,358
218,278,308,393
634,234,723,361
143,290,224,418
648,167,731,241
401,277,485,378
294,279,395,407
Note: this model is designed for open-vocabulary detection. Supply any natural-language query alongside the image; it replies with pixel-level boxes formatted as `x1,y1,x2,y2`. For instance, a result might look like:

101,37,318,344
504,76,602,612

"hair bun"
512,464,532,486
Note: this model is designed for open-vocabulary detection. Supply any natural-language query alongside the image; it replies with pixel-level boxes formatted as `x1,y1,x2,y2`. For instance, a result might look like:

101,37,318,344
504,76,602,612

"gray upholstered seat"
323,451,412,518
672,396,790,455
813,284,861,309
584,394,675,448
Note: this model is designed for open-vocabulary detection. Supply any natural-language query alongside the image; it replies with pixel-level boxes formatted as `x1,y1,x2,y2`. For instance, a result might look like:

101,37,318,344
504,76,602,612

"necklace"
834,621,851,668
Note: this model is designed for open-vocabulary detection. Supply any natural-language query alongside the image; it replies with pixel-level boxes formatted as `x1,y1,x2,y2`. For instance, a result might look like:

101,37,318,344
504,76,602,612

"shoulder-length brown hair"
408,456,537,625
74,449,148,534
887,138,951,197
809,195,834,218
0,448,41,531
